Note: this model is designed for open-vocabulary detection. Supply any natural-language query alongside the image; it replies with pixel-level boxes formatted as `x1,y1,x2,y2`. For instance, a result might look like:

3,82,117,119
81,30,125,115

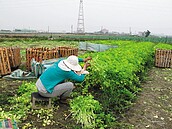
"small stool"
31,92,51,109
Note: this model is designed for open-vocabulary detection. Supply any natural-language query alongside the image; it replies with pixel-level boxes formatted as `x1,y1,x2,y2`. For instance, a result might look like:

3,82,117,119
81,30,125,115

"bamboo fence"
155,49,172,68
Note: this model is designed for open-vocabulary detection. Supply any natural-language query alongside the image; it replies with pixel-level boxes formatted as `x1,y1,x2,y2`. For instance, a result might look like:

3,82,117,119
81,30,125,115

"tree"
145,30,151,37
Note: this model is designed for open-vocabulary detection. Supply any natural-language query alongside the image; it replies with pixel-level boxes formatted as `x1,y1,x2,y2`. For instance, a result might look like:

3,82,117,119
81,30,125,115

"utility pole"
48,26,49,33
77,0,85,34
71,25,73,33
129,27,132,35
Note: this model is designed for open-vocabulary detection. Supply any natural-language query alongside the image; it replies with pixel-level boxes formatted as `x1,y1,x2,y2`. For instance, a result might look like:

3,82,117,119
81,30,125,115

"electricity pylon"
77,0,85,33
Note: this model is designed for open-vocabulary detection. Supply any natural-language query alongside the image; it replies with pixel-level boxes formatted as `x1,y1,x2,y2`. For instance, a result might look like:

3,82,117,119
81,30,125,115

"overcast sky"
0,0,172,35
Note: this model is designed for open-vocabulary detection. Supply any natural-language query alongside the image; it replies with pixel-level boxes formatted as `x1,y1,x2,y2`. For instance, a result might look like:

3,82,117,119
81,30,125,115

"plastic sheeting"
3,69,36,80
3,58,62,80
31,58,60,78
79,42,118,52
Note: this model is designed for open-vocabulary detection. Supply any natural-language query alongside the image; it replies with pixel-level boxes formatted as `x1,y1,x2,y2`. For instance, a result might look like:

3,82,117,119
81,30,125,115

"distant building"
14,29,37,33
0,29,11,33
14,29,22,32
94,28,109,34
138,30,151,37
100,28,109,34
138,31,145,36
111,31,120,35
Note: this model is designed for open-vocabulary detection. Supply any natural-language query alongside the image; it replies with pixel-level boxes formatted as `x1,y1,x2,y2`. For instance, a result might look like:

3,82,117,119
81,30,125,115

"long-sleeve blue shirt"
39,58,85,93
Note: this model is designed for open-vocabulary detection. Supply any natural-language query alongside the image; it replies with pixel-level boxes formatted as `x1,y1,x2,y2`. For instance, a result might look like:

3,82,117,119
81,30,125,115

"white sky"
0,0,172,35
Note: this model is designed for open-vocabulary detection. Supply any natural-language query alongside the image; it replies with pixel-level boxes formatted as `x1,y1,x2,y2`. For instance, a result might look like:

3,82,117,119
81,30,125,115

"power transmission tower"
77,0,85,33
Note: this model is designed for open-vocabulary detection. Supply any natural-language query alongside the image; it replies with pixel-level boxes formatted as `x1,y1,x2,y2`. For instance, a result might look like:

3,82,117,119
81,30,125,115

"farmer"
36,55,92,104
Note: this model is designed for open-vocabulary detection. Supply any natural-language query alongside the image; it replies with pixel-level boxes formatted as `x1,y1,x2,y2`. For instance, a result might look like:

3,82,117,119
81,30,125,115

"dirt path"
121,67,172,129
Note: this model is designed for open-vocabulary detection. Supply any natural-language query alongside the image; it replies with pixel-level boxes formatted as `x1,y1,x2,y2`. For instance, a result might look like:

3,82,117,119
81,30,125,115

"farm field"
1,33,172,44
1,37,172,128
1,67,172,129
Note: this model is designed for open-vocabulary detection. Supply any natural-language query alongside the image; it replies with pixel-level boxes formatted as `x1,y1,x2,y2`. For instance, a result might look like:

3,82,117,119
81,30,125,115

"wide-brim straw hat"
58,55,82,71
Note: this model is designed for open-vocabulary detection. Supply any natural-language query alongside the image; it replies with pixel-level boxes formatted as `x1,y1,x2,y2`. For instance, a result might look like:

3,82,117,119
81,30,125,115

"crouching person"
36,55,91,104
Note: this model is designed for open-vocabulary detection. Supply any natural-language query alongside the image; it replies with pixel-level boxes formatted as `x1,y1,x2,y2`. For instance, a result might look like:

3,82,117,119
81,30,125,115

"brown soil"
121,67,172,129
0,79,78,129
1,67,172,129
0,79,22,106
